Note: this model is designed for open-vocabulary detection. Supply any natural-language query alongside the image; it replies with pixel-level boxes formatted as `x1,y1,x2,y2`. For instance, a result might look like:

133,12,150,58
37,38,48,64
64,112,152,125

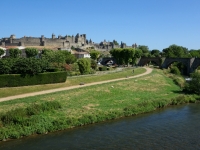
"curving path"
0,67,152,102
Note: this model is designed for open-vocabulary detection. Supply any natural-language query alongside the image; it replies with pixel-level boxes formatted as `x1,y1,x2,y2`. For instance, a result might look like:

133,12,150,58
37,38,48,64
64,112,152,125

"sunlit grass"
0,69,180,114
1,68,199,141
0,67,145,98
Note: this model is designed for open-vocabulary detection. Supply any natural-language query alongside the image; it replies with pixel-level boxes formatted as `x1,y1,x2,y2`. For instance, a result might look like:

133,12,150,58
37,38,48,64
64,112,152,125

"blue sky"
1,0,200,50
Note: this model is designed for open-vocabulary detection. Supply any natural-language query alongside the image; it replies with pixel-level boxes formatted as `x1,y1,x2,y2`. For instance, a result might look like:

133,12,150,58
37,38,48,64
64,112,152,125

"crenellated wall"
0,34,87,48
0,34,136,52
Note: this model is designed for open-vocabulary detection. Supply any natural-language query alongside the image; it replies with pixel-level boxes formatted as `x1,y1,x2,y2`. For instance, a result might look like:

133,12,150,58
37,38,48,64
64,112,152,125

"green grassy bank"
0,69,199,141
0,67,145,98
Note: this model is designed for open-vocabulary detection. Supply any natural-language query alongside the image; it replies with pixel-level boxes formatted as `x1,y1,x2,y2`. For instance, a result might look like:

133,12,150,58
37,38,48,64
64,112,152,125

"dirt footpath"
0,67,152,102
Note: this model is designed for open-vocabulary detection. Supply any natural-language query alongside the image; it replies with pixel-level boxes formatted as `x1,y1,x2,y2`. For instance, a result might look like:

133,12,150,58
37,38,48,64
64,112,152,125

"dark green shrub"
25,48,38,58
9,48,21,58
0,71,67,87
77,58,91,74
170,66,181,75
0,58,16,74
184,72,200,95
0,48,4,56
1,108,27,125
13,58,50,76
90,59,97,70
52,118,69,130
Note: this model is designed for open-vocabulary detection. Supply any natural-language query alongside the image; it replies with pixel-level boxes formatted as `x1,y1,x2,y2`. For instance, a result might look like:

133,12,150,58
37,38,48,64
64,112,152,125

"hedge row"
0,71,67,87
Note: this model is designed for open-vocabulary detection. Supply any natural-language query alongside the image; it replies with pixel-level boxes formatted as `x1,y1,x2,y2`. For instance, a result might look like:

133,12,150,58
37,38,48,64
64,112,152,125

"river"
0,104,200,150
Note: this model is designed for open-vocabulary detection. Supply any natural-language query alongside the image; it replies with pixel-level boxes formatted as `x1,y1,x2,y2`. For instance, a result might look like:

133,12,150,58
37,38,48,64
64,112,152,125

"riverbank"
0,68,199,141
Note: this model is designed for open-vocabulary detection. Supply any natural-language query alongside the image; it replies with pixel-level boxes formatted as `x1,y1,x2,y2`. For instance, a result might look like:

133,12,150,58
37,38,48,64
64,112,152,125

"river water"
0,104,200,150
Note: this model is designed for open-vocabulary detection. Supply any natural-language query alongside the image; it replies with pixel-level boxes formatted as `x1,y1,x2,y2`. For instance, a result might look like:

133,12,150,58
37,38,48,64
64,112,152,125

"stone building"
0,33,87,49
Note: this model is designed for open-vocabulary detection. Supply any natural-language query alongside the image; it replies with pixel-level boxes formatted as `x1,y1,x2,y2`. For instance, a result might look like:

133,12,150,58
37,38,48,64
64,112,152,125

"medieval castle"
0,33,137,51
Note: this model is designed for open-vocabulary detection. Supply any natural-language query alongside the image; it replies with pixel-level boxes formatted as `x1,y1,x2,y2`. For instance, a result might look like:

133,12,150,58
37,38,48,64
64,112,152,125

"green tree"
184,72,200,95
13,57,49,76
170,66,181,75
41,49,66,70
110,48,122,65
110,48,135,66
90,50,100,60
122,48,135,66
65,54,77,64
60,50,77,64
77,58,91,74
0,58,15,74
25,48,38,58
91,58,97,70
151,49,160,57
172,62,187,75
162,44,189,58
132,48,142,66
138,45,149,57
9,48,21,58
189,49,200,58
0,48,5,57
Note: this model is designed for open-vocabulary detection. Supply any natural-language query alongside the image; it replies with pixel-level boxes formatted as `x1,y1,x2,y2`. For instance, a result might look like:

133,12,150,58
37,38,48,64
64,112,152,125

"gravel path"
0,67,152,102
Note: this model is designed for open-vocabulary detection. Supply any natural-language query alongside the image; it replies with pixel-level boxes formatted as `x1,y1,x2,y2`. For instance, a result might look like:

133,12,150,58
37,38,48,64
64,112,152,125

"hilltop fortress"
0,33,137,51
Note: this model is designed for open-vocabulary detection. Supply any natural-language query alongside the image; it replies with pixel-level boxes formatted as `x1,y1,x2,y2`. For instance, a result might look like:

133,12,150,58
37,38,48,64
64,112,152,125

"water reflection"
0,104,200,149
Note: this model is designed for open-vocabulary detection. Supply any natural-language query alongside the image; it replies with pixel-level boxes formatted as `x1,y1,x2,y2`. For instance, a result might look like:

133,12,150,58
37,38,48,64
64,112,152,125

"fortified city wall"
0,33,137,51
0,33,86,49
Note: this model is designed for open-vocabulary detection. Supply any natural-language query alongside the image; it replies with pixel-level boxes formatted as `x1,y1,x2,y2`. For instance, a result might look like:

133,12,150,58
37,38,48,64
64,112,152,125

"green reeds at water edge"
0,101,62,140
0,95,199,141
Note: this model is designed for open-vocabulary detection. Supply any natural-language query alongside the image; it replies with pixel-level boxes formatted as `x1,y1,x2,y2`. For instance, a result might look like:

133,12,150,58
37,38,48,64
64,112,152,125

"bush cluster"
0,101,62,140
77,58,91,74
0,58,49,76
0,71,67,87
170,66,181,75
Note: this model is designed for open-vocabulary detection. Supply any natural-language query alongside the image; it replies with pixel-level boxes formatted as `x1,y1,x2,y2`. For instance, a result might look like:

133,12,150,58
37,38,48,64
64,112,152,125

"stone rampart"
0,34,86,48
5,43,19,46
23,42,41,46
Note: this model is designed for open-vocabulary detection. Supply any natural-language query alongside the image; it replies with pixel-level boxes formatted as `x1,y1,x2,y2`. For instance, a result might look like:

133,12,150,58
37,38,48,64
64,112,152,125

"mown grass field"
0,68,199,140
0,69,181,113
0,67,145,98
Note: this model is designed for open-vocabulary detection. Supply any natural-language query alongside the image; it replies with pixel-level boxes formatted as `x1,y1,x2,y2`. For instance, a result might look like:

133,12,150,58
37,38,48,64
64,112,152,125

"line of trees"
110,48,142,66
0,48,77,76
137,44,200,58
0,47,100,76
108,44,200,77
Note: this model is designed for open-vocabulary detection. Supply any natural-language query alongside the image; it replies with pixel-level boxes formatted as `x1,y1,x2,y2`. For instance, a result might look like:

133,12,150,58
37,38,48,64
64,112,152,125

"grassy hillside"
0,68,199,141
